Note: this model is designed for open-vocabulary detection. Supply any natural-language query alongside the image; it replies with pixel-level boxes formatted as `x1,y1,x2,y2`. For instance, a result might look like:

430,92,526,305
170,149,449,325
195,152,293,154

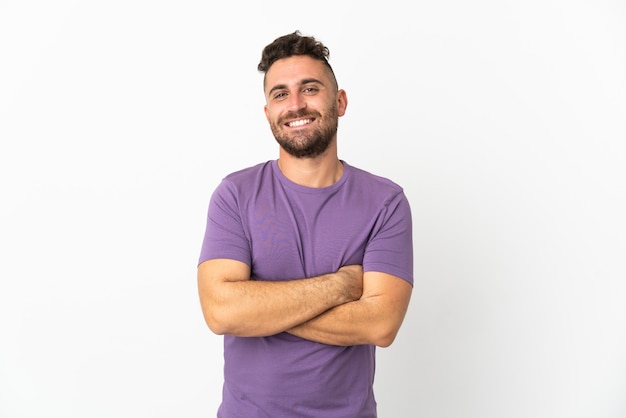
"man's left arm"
286,271,412,347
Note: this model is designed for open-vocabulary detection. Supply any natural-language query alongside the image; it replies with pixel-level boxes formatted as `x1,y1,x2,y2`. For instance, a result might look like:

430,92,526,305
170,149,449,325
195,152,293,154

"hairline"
262,55,339,93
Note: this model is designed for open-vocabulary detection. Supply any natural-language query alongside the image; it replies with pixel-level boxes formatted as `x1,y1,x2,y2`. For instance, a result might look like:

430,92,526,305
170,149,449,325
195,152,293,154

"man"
197,31,413,417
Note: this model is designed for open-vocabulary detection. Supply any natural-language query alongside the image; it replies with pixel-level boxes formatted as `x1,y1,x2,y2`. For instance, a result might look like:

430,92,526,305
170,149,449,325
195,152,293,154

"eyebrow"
267,78,325,96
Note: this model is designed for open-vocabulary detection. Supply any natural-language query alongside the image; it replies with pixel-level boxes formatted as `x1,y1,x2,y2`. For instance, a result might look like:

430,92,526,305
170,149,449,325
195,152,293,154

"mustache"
278,110,321,125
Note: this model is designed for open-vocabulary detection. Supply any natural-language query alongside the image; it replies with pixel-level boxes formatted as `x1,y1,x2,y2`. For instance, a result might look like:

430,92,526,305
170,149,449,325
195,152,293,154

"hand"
337,265,363,302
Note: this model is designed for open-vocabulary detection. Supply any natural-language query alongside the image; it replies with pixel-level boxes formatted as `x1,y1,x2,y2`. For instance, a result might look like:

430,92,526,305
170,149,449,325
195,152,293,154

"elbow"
202,304,255,337
369,323,400,348
373,329,398,348
201,307,231,336
200,297,261,337
205,320,227,336
199,290,239,335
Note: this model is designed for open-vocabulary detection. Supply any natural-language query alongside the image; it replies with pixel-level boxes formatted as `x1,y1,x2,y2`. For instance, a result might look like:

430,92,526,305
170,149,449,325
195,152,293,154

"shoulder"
223,160,274,184
343,162,405,198
211,161,275,205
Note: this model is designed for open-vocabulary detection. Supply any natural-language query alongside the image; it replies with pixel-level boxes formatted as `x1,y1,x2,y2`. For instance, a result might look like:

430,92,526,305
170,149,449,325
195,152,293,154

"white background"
1,1,625,417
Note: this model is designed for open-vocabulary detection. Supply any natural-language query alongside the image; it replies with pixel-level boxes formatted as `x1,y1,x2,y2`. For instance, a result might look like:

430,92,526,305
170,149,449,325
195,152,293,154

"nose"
287,92,307,112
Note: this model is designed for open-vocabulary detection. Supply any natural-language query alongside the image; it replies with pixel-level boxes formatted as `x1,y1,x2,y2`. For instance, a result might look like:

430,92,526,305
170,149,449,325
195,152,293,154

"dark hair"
258,31,337,87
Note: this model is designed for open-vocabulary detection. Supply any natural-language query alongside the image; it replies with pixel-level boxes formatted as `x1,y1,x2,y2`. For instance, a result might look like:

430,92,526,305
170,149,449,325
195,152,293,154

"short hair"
258,31,338,89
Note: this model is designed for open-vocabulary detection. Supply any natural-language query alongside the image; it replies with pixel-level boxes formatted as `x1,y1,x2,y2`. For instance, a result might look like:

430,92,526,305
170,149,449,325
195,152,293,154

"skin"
197,55,412,347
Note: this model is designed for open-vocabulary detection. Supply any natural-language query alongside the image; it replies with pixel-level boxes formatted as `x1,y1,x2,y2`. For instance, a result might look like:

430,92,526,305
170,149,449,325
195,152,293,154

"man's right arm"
197,259,363,337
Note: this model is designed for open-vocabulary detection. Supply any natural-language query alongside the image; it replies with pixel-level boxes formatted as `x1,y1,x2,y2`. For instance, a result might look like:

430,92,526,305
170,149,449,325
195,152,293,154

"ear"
337,89,348,117
263,104,270,122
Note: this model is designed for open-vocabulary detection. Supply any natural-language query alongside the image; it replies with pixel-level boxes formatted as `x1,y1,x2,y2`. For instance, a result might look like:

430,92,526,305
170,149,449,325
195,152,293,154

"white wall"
1,1,624,417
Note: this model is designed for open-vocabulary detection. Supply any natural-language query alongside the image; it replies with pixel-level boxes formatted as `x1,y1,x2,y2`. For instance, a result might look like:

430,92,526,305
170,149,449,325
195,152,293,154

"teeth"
288,119,311,127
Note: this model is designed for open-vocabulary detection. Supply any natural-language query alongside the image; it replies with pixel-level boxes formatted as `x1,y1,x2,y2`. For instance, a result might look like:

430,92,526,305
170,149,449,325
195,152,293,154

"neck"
277,145,343,188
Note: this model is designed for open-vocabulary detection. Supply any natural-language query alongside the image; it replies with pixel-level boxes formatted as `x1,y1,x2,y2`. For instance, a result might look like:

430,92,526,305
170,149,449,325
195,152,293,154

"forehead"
264,55,332,91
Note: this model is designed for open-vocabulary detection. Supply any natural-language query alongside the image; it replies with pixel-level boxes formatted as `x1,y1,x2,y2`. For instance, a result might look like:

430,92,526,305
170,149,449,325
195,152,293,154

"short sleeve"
198,179,251,266
362,191,414,285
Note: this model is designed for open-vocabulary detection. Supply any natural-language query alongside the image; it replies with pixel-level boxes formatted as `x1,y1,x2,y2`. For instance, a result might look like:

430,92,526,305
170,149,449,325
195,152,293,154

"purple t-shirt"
199,160,413,417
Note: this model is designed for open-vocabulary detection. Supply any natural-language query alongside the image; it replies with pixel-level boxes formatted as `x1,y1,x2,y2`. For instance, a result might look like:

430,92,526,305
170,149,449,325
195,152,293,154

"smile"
286,118,313,128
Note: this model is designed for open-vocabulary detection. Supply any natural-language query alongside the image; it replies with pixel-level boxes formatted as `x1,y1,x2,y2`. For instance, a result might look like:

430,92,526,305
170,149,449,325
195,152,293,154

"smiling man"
197,31,414,417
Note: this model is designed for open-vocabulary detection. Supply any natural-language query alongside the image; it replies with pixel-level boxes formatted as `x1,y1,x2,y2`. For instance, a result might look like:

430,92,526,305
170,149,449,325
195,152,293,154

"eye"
273,92,288,100
303,86,319,94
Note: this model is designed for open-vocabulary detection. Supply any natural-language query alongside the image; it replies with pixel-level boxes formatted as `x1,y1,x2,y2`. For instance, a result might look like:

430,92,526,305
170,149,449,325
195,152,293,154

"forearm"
286,299,379,346
210,276,351,337
198,260,362,337
287,273,412,347
286,298,399,346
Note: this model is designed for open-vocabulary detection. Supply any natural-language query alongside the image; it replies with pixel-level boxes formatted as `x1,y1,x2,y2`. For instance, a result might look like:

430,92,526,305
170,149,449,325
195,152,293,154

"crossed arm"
197,259,412,347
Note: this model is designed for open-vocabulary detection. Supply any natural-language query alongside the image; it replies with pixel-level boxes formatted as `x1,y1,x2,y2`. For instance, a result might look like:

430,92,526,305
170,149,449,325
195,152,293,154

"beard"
269,104,339,158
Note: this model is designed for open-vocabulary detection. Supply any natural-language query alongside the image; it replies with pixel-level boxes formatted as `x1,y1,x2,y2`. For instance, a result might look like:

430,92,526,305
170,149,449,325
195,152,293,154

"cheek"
265,105,284,123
